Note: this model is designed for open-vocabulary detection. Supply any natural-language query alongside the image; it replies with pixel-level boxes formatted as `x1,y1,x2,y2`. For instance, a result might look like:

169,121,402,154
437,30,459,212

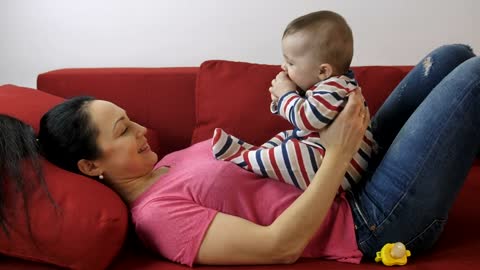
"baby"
212,10,376,191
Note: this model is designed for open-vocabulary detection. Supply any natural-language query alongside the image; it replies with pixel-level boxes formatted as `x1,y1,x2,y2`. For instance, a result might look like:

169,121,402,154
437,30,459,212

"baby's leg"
260,130,294,148
212,128,259,161
213,128,324,190
212,128,293,160
252,138,324,190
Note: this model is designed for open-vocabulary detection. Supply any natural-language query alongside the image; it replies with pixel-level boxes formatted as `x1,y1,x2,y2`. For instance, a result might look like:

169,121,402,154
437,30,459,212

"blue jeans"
347,44,480,259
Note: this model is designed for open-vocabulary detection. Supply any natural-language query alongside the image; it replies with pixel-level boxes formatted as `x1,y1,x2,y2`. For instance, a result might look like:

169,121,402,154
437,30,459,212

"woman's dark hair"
0,114,48,236
38,96,101,174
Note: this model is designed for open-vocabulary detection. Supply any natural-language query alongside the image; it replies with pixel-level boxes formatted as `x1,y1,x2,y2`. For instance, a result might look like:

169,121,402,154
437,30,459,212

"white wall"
1,0,478,88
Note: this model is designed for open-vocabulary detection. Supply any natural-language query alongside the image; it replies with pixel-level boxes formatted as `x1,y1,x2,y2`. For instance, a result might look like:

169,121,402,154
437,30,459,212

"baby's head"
281,10,353,90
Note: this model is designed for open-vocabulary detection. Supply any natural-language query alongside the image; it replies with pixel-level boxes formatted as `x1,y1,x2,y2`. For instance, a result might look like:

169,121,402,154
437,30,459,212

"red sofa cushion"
0,85,128,270
192,60,290,144
191,60,411,144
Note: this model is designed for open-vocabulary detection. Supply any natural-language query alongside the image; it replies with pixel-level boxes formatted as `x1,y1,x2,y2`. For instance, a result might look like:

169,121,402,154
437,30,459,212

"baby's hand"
270,94,278,103
269,71,297,99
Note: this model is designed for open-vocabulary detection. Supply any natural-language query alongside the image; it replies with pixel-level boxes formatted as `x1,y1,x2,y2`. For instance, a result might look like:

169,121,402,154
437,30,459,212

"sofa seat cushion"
0,85,128,270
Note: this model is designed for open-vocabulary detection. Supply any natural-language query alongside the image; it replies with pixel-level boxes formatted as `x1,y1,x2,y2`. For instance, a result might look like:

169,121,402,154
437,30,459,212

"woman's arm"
197,89,369,265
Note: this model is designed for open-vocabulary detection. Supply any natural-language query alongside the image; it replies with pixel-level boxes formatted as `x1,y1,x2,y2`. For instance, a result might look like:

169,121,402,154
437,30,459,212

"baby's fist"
269,71,297,98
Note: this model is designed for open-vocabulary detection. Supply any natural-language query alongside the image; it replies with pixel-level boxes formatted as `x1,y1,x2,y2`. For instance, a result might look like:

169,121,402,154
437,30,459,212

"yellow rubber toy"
375,242,411,266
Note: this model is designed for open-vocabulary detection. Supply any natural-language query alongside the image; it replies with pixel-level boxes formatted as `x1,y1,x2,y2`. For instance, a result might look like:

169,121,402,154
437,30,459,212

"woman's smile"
138,143,151,154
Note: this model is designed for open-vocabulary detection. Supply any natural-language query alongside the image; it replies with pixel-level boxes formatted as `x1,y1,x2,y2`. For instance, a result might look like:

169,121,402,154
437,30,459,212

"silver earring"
99,174,104,180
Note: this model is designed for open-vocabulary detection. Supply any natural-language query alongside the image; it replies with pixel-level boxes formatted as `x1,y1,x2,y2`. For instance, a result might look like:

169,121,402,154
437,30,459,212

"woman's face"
87,100,158,181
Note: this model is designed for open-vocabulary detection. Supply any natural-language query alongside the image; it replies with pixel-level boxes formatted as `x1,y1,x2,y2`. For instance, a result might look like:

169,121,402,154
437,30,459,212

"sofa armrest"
37,67,198,158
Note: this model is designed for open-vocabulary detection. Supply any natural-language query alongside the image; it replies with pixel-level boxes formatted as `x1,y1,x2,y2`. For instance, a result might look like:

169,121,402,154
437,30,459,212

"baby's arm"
276,79,357,132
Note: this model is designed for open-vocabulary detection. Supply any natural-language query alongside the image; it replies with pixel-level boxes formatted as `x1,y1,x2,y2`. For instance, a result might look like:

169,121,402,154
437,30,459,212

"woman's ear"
318,63,334,81
77,159,102,177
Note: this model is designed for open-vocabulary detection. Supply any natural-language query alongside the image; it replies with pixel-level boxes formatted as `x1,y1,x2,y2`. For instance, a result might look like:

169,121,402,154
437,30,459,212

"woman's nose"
135,123,147,137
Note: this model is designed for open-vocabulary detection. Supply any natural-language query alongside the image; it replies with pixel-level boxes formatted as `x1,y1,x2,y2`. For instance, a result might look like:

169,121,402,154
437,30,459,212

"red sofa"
0,60,478,270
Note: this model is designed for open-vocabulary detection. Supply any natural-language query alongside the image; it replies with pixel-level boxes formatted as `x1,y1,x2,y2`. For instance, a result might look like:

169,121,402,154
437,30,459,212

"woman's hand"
319,88,370,160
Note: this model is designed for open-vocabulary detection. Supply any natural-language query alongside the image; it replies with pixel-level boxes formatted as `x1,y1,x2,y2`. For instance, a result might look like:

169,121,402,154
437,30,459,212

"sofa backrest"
38,68,198,159
37,63,412,157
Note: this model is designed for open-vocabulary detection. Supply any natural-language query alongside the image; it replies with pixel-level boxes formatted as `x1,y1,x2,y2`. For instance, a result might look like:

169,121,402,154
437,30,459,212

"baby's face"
281,31,322,90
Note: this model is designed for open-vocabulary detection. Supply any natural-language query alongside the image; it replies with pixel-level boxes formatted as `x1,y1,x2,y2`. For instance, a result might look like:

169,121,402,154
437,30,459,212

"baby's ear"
318,63,334,80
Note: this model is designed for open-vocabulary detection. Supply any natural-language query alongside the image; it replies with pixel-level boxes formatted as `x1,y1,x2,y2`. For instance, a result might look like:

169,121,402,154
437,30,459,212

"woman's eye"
121,127,128,135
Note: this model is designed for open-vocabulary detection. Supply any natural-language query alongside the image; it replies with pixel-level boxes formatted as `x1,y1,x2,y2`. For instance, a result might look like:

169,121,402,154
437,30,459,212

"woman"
1,44,479,266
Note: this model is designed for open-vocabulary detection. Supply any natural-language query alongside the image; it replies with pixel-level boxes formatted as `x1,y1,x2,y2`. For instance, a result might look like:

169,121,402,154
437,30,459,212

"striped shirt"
271,71,377,188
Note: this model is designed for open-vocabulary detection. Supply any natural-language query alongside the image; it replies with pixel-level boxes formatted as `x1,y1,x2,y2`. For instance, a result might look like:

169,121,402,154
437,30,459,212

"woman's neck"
110,166,169,206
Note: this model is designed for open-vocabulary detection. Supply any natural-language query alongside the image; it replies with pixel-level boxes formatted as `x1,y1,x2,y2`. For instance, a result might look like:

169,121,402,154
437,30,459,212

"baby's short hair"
283,10,353,74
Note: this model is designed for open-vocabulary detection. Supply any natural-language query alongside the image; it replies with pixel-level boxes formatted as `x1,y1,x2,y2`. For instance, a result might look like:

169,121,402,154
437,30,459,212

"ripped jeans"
347,44,480,259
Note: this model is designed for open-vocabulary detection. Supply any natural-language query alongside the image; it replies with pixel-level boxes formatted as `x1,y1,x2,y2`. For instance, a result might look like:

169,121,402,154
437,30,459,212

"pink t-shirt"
131,140,363,267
